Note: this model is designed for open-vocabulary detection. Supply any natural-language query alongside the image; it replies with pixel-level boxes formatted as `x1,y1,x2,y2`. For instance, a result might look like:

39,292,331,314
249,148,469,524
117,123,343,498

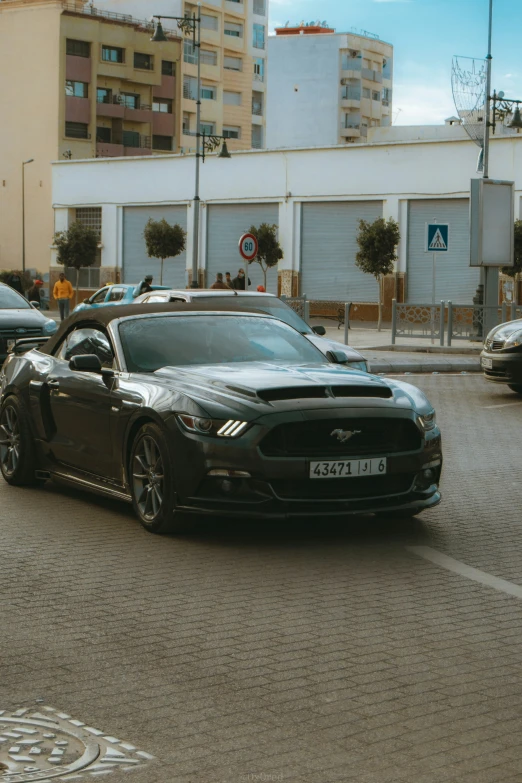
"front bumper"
480,349,522,385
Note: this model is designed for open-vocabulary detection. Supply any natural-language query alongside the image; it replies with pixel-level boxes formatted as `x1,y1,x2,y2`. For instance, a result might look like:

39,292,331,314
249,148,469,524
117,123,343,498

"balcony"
96,142,125,158
362,68,383,84
124,105,153,123
96,97,124,119
65,96,91,124
340,125,361,139
152,112,175,136
66,54,92,83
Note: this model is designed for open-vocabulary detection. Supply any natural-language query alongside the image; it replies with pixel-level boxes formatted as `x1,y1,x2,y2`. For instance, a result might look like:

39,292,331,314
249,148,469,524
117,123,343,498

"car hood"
0,308,50,327
305,333,365,362
154,362,433,418
488,318,522,341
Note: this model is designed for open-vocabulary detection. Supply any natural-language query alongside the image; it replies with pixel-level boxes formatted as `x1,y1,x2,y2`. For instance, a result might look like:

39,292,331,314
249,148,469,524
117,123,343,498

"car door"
105,286,127,305
44,326,118,478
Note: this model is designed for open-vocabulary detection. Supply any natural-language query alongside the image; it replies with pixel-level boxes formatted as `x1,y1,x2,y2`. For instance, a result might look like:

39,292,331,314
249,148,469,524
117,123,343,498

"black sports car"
0,304,442,533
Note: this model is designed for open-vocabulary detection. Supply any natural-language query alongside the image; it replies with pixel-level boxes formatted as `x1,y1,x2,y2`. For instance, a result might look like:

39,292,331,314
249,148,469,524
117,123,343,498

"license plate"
482,358,493,369
310,458,387,479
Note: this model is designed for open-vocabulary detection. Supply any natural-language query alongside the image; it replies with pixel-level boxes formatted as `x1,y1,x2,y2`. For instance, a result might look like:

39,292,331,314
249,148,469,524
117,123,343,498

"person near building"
257,285,266,293
210,273,230,290
27,279,44,305
53,272,74,321
5,272,24,296
225,272,234,289
232,268,251,290
134,275,154,297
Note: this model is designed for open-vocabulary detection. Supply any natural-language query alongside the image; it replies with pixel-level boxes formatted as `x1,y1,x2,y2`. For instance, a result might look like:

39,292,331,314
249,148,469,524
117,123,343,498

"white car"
134,289,368,372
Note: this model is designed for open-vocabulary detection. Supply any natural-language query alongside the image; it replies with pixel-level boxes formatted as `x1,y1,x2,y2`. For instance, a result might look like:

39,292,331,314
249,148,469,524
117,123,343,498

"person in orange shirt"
53,272,74,321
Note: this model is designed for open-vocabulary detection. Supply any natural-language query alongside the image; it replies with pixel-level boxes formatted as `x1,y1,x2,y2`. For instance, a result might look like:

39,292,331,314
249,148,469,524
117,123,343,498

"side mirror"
312,325,326,336
83,298,91,304
326,350,348,364
29,300,41,310
69,354,102,373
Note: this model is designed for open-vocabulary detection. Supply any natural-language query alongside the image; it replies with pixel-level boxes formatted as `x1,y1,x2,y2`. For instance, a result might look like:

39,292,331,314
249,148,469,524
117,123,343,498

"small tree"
53,222,98,303
501,219,522,304
247,223,283,289
355,217,400,331
143,218,186,285
0,269,33,292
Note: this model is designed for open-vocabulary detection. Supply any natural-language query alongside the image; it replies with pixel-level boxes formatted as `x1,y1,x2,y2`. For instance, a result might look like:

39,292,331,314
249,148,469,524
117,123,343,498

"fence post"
391,299,397,345
502,302,507,323
439,301,445,347
304,299,310,325
344,303,350,345
511,302,517,321
447,301,452,347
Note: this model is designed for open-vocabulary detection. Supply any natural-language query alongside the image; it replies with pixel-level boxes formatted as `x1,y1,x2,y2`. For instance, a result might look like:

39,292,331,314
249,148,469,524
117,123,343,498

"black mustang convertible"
0,304,442,533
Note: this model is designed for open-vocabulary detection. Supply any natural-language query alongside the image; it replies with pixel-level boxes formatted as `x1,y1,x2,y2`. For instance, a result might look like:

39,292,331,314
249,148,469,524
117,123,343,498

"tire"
0,395,39,486
508,384,522,395
130,422,185,534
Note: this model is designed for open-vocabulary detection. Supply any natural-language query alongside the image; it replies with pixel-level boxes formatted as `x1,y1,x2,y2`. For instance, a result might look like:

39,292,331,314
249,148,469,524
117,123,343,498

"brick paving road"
2,375,522,783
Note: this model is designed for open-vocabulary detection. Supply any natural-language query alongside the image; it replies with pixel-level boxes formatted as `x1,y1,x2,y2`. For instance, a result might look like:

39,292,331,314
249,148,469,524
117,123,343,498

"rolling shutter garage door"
300,201,383,301
407,199,479,303
206,204,279,292
122,205,188,288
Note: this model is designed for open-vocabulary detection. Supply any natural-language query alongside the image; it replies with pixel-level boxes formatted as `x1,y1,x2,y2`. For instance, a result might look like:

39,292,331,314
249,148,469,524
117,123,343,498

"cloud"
393,81,456,125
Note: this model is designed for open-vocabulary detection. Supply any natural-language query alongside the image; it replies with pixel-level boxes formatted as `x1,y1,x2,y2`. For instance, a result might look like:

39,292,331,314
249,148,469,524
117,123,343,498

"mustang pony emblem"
330,428,362,443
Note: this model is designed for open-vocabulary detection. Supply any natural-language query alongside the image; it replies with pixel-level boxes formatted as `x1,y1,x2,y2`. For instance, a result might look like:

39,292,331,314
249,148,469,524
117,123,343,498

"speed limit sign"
238,233,258,261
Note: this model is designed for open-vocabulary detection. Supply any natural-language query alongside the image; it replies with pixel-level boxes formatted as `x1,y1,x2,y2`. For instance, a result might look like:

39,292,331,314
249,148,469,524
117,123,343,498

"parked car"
481,318,522,393
0,302,442,533
134,289,369,372
73,283,170,313
0,283,57,364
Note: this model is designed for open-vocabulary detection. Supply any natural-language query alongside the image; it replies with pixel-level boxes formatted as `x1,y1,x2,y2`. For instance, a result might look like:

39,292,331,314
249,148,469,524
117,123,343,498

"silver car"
134,289,368,372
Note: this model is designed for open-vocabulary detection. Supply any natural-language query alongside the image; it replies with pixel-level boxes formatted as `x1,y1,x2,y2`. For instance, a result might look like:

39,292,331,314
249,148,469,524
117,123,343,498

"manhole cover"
0,706,154,782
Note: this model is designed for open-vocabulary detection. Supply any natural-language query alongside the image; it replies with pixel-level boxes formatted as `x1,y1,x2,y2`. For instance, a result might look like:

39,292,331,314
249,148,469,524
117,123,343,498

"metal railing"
391,301,445,346
62,3,178,35
252,104,263,116
280,294,307,321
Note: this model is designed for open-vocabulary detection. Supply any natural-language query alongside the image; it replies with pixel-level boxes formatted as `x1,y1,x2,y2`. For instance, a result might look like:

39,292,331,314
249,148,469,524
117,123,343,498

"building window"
120,93,140,110
224,56,242,71
66,39,90,58
372,90,380,101
162,60,176,76
97,87,112,104
96,127,112,143
65,121,89,139
223,90,241,106
201,13,219,31
182,113,192,134
382,87,392,105
134,52,153,70
201,49,218,66
253,0,266,14
252,92,263,116
152,98,173,114
102,46,124,63
251,125,263,149
122,130,140,147
253,58,264,82
76,207,102,237
362,87,371,99
183,76,198,100
184,41,198,65
201,85,216,101
153,135,173,151
223,126,241,139
200,122,215,135
225,22,243,38
65,80,88,98
342,85,361,100
253,23,265,49
341,53,361,71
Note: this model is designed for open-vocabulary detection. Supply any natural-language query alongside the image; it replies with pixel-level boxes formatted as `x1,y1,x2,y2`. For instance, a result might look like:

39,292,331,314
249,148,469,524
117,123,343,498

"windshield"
196,296,312,333
119,314,325,372
0,286,31,310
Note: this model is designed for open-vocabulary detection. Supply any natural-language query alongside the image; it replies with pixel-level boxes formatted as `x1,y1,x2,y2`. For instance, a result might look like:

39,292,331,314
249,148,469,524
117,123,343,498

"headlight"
43,319,58,334
416,411,436,432
177,415,249,438
347,361,368,372
504,330,522,348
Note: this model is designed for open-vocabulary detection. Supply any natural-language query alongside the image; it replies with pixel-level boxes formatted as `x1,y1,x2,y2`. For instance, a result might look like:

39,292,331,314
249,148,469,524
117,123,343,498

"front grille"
0,327,42,338
488,340,505,351
271,474,414,500
260,418,422,458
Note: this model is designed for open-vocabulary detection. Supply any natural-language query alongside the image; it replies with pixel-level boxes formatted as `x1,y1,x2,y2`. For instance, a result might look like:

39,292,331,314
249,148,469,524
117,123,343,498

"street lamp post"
151,11,231,288
22,158,34,276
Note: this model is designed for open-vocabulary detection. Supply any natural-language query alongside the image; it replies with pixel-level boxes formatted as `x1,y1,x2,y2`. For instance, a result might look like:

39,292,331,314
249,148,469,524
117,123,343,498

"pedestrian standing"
225,272,234,289
27,279,44,305
232,268,251,290
53,272,74,321
5,272,24,296
134,274,154,297
210,273,230,290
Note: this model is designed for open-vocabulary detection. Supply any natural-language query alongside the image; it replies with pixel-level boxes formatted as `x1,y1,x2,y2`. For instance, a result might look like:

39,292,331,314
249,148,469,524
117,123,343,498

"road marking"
407,546,522,600
482,401,522,409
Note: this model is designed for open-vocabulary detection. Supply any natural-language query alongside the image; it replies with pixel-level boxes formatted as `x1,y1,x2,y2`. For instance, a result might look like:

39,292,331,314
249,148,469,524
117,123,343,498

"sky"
268,0,522,126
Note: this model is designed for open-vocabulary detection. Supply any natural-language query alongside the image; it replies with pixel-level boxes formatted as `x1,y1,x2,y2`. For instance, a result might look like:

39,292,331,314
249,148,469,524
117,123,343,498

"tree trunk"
377,274,382,332
262,262,267,290
160,258,164,286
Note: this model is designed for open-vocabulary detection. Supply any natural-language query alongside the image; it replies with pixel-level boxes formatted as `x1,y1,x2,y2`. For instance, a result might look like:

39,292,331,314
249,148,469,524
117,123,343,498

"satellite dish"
498,91,505,99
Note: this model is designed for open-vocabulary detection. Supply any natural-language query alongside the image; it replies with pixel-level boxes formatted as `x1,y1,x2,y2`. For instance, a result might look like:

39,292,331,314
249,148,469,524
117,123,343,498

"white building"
50,131,522,311
266,24,393,149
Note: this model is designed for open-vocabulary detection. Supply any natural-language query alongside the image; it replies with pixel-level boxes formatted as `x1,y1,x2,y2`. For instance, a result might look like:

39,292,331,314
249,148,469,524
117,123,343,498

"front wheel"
508,384,522,395
0,395,39,485
130,422,185,534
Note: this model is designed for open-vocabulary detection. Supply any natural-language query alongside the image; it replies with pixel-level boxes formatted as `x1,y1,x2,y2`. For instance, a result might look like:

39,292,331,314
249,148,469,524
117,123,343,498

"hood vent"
258,387,328,402
331,385,392,399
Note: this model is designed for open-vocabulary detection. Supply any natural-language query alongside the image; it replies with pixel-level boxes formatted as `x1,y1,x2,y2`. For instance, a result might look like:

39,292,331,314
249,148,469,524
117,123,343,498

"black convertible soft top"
40,301,272,355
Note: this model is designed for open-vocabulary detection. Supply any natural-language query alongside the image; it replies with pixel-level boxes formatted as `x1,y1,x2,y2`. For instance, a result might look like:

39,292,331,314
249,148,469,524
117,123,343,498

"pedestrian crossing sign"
426,223,449,252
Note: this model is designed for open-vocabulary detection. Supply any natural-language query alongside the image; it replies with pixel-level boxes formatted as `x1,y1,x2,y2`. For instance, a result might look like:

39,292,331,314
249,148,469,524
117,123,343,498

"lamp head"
218,140,231,159
150,19,168,42
23,159,34,165
509,106,522,129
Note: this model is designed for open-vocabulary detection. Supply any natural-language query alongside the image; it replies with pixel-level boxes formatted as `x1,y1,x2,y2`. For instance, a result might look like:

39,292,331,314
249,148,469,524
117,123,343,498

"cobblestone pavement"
2,375,522,783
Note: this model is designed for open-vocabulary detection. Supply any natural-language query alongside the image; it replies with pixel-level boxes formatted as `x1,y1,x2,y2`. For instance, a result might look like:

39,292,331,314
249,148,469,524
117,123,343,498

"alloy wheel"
0,404,21,477
132,435,165,522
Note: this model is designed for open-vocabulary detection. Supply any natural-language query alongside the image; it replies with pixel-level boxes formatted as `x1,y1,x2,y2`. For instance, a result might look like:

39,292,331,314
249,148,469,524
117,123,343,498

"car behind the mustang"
0,304,442,533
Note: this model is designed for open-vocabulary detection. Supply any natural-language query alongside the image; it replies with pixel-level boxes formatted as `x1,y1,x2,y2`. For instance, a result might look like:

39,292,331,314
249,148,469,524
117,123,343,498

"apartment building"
266,23,393,149
96,0,269,151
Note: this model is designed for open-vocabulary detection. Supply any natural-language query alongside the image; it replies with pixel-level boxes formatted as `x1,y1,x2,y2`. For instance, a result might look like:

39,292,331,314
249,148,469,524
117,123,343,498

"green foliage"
355,217,400,279
53,221,98,272
502,220,522,277
143,218,186,285
247,223,283,287
0,270,36,292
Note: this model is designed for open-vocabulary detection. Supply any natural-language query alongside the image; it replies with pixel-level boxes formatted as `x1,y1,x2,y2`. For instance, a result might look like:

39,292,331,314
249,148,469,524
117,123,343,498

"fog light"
414,468,435,491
